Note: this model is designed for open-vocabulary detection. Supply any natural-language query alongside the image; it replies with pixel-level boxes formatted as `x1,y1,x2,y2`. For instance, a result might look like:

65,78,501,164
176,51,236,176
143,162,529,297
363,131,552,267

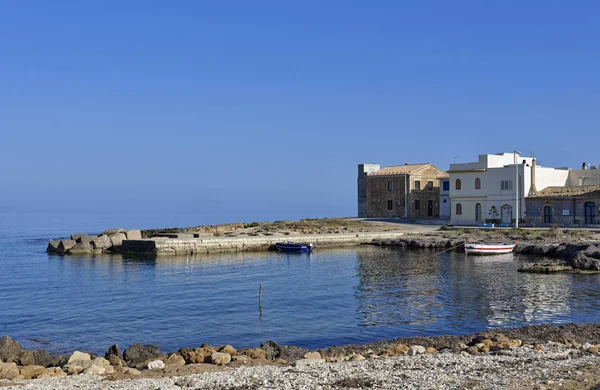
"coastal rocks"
293,358,325,367
109,233,127,247
68,351,91,363
408,346,426,356
568,251,600,271
0,362,20,380
90,235,112,251
68,241,93,254
125,230,142,240
241,348,266,360
164,353,186,367
46,240,61,253
218,345,237,355
260,340,307,361
39,367,67,378
0,336,23,363
47,228,142,255
102,228,123,236
70,234,89,242
20,365,46,379
147,359,165,370
210,352,231,366
17,349,54,367
518,263,573,273
303,351,322,360
123,343,162,367
57,240,77,254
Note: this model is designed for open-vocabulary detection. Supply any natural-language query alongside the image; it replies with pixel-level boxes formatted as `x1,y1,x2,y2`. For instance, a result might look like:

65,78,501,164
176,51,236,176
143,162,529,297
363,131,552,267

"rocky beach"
2,323,600,389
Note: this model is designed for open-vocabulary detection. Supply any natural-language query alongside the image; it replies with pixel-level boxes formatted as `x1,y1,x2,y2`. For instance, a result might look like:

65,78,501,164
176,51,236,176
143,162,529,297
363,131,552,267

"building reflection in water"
354,247,594,336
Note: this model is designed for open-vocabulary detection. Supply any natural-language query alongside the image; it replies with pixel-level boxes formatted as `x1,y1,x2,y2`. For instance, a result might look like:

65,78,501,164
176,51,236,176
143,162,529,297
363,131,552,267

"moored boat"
275,241,314,253
464,242,516,255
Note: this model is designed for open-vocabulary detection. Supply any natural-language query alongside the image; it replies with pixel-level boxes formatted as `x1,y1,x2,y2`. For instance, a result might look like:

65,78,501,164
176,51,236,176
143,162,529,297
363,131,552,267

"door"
427,200,433,217
475,203,482,222
585,202,596,224
501,205,512,224
543,206,553,224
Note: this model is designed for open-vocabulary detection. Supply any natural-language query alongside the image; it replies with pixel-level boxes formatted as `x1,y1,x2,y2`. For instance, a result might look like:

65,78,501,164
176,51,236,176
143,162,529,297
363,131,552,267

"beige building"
358,163,448,219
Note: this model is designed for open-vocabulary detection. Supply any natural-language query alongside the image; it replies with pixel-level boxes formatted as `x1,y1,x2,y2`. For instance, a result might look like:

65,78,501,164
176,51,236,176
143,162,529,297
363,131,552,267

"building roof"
368,163,449,177
534,185,600,198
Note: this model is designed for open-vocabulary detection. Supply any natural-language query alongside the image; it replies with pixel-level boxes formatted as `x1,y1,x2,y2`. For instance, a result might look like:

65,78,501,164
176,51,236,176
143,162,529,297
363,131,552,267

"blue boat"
275,241,314,253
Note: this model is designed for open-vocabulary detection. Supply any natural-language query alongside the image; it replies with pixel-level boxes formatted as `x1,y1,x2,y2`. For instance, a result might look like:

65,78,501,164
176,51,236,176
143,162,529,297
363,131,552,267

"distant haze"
1,1,599,223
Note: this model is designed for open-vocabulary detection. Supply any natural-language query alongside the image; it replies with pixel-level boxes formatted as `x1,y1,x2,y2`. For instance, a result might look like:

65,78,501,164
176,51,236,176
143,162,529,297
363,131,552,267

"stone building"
525,185,600,227
357,163,448,218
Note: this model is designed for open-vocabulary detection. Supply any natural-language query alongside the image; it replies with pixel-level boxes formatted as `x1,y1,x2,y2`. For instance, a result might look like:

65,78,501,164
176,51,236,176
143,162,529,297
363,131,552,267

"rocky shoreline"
2,323,600,389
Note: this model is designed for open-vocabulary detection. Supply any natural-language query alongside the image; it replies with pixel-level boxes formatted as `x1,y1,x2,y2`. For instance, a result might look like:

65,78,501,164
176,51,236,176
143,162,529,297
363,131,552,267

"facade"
448,153,570,225
357,163,448,219
439,178,450,219
526,186,600,227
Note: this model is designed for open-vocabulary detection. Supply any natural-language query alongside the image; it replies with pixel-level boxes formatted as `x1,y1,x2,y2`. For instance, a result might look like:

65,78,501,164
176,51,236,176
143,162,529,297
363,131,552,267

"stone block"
68,241,93,254
103,228,124,236
125,230,142,240
71,233,88,242
109,233,127,247
47,240,61,253
91,235,112,250
57,240,77,254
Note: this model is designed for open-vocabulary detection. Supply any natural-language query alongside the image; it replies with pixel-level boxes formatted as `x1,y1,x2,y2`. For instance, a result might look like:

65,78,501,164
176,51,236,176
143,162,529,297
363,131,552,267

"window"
415,180,421,190
387,200,393,210
501,180,513,191
475,178,481,190
387,181,393,191
414,200,421,210
456,203,462,215
443,181,450,191
455,179,461,190
427,181,433,192
443,199,447,203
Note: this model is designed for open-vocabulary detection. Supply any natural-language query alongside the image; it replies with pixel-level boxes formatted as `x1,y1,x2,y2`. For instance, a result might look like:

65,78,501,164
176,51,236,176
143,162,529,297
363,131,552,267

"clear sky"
1,1,599,223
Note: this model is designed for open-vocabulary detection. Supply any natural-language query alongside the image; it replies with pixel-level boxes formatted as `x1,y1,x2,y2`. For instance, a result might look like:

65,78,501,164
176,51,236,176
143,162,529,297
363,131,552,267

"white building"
448,152,570,225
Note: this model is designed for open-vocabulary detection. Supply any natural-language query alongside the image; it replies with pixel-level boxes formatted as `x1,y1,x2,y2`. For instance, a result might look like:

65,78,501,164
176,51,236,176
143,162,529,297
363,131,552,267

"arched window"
456,203,462,215
455,179,462,190
475,178,481,190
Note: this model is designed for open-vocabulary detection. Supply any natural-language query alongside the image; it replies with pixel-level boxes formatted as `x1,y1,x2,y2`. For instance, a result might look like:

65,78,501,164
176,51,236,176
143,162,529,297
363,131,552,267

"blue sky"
1,1,599,222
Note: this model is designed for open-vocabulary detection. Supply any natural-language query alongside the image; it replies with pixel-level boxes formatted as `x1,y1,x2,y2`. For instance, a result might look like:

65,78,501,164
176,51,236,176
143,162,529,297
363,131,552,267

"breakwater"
47,231,413,256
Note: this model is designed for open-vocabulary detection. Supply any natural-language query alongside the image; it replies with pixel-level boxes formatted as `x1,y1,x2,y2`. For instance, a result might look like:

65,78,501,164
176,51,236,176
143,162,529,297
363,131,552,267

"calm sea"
1,213,599,355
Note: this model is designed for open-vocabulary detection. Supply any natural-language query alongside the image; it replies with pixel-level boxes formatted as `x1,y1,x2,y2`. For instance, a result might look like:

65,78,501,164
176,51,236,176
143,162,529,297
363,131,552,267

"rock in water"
147,360,165,370
91,235,112,251
68,241,93,254
70,233,89,242
47,240,61,253
103,228,124,236
123,343,162,367
57,240,77,254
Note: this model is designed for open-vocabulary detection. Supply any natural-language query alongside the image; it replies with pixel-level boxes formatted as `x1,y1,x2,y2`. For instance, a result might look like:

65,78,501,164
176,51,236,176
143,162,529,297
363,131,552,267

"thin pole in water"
259,284,263,320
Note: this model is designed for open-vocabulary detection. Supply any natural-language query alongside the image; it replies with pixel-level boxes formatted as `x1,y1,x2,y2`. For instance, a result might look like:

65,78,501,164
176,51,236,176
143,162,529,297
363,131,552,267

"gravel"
3,344,599,389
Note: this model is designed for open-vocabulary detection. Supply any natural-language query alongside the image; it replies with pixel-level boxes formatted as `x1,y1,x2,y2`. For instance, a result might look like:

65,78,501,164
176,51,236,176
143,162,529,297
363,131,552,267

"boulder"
71,234,89,242
38,367,67,378
109,233,127,247
125,230,142,240
123,343,162,367
408,346,426,356
51,355,68,368
20,365,46,379
569,251,600,271
65,360,92,375
91,235,112,251
47,240,61,253
210,352,231,366
67,351,91,363
107,354,123,368
164,354,185,367
103,228,124,236
260,340,307,361
146,360,165,370
83,364,105,375
67,241,93,254
0,362,20,380
303,351,321,360
241,348,266,360
17,349,54,367
57,240,77,254
217,345,236,355
584,246,600,260
0,336,23,363
91,357,110,368
105,344,121,359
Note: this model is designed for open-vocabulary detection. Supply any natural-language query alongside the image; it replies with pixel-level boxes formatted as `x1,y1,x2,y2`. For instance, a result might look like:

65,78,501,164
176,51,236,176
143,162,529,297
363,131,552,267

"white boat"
463,242,516,255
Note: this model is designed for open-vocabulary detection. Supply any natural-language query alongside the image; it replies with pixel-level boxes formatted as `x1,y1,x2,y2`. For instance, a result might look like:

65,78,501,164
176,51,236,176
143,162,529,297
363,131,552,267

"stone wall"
526,197,600,227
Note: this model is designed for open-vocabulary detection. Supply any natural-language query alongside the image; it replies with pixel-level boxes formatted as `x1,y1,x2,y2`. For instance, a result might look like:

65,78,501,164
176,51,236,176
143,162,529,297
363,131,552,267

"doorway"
501,205,512,224
427,200,433,217
585,202,596,224
475,203,482,222
543,206,553,224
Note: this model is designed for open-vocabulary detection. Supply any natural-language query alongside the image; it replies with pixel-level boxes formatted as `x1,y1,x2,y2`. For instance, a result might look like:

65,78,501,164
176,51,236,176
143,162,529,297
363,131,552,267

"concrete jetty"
119,231,410,255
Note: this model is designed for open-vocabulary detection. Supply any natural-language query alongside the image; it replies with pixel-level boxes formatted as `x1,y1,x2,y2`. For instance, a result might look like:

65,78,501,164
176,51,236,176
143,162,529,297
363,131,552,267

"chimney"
583,162,587,170
528,158,537,196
